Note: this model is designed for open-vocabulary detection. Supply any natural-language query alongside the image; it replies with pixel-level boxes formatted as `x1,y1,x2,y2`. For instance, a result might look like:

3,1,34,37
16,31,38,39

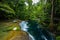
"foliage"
56,36,60,40
0,0,49,21
0,0,60,39
0,0,26,19
0,3,15,13
24,0,48,23
54,0,60,32
0,0,60,31
0,2,15,19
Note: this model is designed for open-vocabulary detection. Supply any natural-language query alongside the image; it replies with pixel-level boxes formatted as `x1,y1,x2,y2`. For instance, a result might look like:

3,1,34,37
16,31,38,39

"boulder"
5,30,29,40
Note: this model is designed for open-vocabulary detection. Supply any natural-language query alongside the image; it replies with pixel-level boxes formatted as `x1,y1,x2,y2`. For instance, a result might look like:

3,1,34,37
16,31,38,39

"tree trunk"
49,0,54,32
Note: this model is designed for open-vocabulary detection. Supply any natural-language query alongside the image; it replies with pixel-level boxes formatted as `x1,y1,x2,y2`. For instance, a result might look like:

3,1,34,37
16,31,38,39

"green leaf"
0,3,15,14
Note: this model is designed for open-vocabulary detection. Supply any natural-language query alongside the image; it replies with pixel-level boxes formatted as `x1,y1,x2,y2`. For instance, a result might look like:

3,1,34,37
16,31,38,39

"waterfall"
41,35,47,40
19,21,28,32
19,21,35,40
19,21,55,40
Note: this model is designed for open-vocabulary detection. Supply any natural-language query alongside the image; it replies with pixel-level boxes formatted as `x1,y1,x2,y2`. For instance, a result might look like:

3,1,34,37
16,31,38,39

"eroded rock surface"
5,30,29,40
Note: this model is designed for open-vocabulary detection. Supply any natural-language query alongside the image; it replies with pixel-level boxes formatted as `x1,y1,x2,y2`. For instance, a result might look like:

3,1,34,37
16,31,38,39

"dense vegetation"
0,0,60,40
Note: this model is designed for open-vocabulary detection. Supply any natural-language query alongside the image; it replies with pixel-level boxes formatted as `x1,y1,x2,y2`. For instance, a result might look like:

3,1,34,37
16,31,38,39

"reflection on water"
19,20,55,40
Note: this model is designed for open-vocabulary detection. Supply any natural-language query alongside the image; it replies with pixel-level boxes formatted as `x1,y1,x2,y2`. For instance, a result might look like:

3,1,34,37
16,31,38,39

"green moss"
0,20,20,40
56,36,60,40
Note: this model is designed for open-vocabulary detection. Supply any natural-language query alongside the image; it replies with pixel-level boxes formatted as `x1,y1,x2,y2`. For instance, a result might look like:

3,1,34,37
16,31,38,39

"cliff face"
5,30,29,40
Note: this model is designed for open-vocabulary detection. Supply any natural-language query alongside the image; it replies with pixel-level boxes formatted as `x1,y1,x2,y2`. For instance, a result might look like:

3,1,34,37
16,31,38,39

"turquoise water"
20,20,55,40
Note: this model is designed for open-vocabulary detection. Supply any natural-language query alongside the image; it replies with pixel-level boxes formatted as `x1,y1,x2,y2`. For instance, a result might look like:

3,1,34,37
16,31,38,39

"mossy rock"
5,30,29,40
56,36,60,40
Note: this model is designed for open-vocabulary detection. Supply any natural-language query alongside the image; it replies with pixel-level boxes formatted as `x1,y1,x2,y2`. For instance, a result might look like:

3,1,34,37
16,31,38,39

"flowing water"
19,21,35,40
19,20,55,40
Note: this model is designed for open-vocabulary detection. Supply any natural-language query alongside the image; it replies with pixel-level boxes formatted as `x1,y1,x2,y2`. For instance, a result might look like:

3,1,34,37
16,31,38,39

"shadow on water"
19,20,55,40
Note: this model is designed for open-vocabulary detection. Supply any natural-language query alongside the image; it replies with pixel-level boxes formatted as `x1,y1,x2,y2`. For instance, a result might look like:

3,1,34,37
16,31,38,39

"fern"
0,3,15,14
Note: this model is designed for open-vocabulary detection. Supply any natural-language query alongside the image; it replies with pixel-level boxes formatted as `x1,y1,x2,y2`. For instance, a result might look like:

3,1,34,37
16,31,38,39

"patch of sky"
25,0,40,6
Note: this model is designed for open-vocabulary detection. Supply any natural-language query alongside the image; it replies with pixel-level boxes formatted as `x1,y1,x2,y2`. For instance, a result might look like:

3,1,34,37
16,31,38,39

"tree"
0,2,15,19
49,0,54,32
0,0,26,19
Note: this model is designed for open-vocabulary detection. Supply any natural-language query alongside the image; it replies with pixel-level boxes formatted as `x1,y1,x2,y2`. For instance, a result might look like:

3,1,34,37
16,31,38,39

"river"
19,20,55,40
